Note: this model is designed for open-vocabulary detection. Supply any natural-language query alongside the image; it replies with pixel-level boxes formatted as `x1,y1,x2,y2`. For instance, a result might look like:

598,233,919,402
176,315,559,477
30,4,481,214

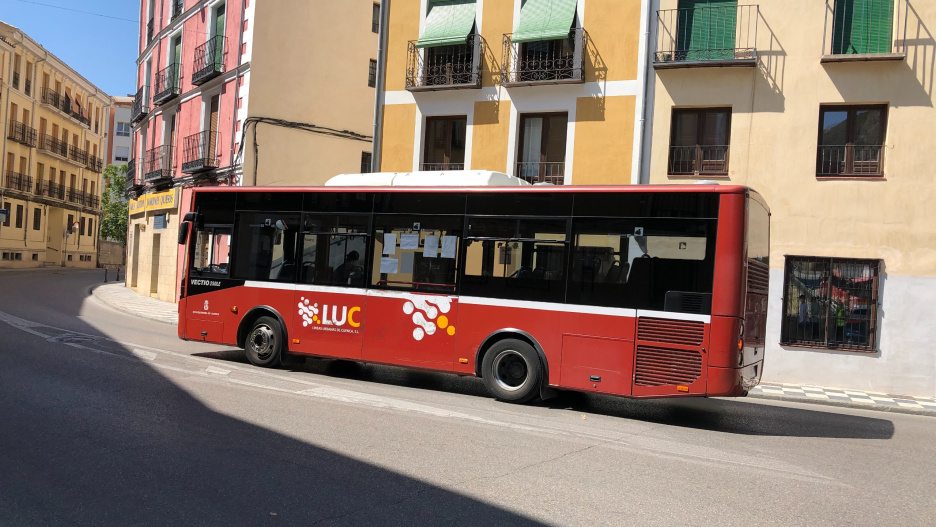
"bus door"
290,215,369,360
362,215,461,370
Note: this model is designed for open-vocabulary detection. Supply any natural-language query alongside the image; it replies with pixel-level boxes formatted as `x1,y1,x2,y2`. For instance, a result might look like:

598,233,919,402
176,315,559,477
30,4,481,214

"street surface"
1,269,934,526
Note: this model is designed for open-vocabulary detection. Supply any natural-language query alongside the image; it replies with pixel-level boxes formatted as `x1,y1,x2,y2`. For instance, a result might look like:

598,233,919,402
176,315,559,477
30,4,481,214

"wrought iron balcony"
131,86,149,123
38,88,90,127
171,0,184,21
86,155,104,173
12,71,19,90
24,79,31,96
668,145,730,175
39,135,68,158
68,145,89,165
817,145,884,177
147,18,154,45
182,130,218,173
153,63,180,105
66,188,83,205
40,181,66,201
7,120,38,147
502,28,588,85
654,5,758,68
515,162,565,185
420,163,465,171
406,35,484,90
125,158,143,193
144,145,174,183
192,36,224,85
4,171,32,193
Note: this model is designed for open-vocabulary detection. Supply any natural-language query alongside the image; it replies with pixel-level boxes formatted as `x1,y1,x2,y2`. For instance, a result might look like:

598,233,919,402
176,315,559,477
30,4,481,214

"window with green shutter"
676,0,738,61
831,0,893,54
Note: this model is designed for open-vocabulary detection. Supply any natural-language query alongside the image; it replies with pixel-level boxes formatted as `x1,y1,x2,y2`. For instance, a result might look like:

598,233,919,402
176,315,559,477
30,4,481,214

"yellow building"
0,22,110,268
646,0,936,397
375,0,651,184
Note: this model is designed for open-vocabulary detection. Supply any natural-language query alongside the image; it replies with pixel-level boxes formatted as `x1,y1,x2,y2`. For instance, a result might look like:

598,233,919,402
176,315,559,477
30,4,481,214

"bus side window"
299,214,369,287
370,214,462,293
231,213,300,282
192,226,231,275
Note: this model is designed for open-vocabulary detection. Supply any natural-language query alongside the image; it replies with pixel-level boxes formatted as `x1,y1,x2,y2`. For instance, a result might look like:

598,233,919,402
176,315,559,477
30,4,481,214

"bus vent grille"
747,259,770,294
634,346,703,387
637,318,704,346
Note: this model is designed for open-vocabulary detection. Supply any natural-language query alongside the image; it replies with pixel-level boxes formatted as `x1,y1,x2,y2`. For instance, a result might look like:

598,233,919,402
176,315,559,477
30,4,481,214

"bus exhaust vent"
747,259,770,295
634,346,703,387
663,292,711,315
637,317,704,346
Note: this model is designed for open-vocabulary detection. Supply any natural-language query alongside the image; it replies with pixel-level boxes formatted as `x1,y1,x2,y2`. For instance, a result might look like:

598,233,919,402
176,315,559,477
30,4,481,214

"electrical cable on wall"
236,117,373,185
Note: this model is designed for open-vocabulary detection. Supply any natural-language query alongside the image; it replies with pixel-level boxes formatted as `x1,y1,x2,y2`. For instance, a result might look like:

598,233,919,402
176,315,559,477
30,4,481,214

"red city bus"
177,183,769,403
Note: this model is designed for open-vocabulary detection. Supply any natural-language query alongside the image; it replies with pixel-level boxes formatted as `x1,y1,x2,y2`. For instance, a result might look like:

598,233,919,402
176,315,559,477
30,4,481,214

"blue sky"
2,0,139,96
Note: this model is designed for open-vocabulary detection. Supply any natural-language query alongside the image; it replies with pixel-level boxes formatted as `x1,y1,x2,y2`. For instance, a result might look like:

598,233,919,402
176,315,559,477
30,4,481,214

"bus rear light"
458,358,468,364
738,339,743,350
292,339,300,344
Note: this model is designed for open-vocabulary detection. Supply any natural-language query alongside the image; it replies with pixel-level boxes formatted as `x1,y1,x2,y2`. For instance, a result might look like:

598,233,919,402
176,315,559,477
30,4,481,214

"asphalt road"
1,269,934,526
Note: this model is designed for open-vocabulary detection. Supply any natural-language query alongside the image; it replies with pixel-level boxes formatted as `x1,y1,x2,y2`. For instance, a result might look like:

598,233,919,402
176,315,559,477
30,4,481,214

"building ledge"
820,53,906,64
654,57,757,70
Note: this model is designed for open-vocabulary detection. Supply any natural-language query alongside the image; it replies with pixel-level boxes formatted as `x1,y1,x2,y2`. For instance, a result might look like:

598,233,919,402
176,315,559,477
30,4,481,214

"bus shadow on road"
538,391,896,439
192,350,895,440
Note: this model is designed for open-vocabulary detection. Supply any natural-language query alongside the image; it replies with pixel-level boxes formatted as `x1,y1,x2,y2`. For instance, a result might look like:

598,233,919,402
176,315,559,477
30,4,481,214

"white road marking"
132,349,157,361
205,366,232,375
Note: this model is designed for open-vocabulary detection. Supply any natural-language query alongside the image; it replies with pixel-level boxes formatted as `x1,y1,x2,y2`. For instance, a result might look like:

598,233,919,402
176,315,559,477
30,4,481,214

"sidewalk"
89,282,935,416
91,282,178,325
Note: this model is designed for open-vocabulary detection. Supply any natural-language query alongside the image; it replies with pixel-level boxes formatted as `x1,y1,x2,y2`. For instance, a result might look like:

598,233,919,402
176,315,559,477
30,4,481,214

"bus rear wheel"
245,316,283,367
482,339,541,403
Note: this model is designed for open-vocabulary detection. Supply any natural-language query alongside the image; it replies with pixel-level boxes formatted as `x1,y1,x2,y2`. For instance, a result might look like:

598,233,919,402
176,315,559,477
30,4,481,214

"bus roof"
194,183,754,195
325,170,530,187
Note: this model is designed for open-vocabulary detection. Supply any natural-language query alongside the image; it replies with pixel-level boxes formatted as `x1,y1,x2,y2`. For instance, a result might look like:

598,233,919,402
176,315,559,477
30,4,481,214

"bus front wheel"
482,339,541,403
245,316,283,367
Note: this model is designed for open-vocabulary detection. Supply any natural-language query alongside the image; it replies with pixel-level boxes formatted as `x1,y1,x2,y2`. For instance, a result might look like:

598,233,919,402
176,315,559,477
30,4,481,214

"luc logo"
204,300,209,311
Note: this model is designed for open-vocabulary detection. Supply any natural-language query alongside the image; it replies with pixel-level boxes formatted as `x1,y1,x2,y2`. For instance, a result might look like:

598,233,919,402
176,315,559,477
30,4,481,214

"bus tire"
481,339,541,403
245,316,283,367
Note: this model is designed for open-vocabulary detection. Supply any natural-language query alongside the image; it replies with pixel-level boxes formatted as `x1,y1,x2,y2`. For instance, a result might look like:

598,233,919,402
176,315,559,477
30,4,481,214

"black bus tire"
481,339,541,403
245,316,283,367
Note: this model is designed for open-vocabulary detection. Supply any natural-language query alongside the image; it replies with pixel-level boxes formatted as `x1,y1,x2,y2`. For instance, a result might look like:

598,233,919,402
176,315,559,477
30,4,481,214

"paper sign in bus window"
423,235,439,258
400,233,419,250
380,257,399,274
441,236,457,259
383,233,397,255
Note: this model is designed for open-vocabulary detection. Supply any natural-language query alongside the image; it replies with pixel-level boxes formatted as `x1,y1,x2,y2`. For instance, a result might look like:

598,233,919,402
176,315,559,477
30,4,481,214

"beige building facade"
0,23,110,269
375,0,651,185
646,0,936,397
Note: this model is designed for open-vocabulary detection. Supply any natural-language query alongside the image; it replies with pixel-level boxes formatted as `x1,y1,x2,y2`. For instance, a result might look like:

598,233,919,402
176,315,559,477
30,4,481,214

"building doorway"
45,208,64,266
150,233,161,296
131,223,141,288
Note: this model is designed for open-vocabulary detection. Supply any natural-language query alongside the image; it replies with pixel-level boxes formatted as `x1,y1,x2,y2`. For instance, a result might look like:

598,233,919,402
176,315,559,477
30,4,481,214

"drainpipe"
634,0,656,185
371,0,390,172
228,0,248,186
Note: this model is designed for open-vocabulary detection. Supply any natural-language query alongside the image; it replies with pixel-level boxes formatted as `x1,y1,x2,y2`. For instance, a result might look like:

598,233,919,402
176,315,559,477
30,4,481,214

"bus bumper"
708,361,763,396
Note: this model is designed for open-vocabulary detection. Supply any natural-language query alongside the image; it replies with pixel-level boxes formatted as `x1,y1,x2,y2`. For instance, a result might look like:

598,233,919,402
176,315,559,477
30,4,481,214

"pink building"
127,0,253,301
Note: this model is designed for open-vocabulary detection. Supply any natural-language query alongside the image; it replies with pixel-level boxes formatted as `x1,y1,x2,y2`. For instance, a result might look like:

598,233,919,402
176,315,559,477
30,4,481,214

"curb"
88,283,179,326
746,391,936,417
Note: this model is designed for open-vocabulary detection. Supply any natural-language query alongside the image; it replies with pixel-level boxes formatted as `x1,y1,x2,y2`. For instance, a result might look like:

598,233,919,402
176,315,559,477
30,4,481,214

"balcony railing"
147,18,154,44
192,36,224,85
153,64,180,105
39,135,68,158
420,163,465,171
24,78,31,96
39,88,90,127
68,145,89,166
817,145,884,177
654,5,758,67
515,162,565,185
502,28,588,85
87,155,104,173
4,171,32,193
668,145,730,175
144,145,174,183
7,120,38,147
131,86,149,123
40,181,66,201
171,0,184,20
125,158,141,191
406,35,483,90
12,71,19,90
181,130,218,173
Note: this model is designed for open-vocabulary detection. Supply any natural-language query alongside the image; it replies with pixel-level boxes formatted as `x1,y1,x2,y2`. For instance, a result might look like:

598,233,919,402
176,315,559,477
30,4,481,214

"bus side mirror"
178,221,190,245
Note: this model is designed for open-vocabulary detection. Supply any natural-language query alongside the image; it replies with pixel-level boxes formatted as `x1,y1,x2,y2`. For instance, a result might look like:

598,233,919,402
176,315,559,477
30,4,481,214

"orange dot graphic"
447,326,456,336
437,315,449,329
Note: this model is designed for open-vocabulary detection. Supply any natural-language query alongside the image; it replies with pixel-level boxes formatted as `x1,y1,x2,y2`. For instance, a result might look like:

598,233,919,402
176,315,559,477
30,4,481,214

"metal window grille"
780,256,880,351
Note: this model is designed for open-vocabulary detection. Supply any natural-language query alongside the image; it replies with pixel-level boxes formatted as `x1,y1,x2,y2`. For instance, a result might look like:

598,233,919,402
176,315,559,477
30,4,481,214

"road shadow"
195,348,896,441
0,270,546,526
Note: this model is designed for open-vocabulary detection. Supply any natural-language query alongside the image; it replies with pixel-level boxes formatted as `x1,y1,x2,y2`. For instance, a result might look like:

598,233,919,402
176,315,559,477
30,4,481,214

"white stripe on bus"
243,282,711,323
